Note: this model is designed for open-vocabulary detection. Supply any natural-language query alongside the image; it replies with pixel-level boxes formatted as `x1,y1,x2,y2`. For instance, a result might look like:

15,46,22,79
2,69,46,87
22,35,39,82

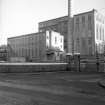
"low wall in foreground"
70,62,105,72
0,63,67,73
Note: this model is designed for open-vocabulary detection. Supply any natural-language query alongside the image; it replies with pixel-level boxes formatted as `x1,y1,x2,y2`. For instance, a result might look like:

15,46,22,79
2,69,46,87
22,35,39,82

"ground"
0,72,104,105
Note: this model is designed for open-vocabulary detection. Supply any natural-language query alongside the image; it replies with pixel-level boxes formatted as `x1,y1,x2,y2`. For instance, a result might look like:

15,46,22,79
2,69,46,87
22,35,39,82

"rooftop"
8,32,44,40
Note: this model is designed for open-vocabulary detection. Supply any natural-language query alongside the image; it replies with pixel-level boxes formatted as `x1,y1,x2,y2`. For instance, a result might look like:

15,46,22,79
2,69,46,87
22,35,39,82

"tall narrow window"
76,38,80,53
82,16,85,27
61,38,62,43
63,22,68,33
76,17,79,31
100,26,101,40
102,28,104,41
88,15,92,30
96,24,98,40
88,37,92,45
55,37,57,44
89,47,92,55
104,29,105,41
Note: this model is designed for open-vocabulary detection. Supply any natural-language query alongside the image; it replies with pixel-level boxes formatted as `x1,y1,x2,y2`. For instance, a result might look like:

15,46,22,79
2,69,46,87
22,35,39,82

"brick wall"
0,63,67,73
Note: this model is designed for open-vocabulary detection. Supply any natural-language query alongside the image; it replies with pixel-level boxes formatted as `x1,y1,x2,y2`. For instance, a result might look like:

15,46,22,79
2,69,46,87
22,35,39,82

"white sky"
0,0,105,45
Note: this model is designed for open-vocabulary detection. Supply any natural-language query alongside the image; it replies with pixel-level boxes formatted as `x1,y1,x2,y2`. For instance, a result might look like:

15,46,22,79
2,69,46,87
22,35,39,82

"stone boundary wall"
70,62,105,72
0,63,67,73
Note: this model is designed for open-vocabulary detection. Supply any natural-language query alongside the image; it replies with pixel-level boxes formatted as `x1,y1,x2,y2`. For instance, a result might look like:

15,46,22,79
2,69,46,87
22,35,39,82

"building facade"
39,9,105,56
7,31,64,62
38,16,73,53
73,10,95,55
94,10,105,54
0,45,7,61
73,9,105,55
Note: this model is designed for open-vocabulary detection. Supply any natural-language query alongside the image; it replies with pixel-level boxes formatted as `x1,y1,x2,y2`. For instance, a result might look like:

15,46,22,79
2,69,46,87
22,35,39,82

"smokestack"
67,0,73,54
68,0,74,17
68,0,71,17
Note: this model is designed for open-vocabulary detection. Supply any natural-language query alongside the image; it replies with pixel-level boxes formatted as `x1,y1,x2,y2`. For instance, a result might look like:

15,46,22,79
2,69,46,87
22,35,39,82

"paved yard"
0,72,104,105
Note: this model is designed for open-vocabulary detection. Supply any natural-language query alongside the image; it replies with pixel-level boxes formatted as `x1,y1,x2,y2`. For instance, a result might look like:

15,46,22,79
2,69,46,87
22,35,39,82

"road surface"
0,72,104,105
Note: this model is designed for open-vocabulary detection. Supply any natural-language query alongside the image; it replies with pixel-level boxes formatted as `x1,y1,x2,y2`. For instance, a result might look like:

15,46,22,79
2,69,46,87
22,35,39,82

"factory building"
94,10,105,54
39,9,105,56
7,30,64,62
38,16,74,53
73,10,95,55
0,45,7,61
73,9,105,55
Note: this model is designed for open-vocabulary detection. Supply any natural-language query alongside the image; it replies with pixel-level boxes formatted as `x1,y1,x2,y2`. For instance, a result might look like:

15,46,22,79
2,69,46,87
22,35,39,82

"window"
76,38,80,52
46,35,49,39
61,45,62,49
88,38,92,45
100,26,101,40
55,37,57,44
88,15,92,30
96,24,99,40
52,25,58,32
61,38,62,43
82,16,85,27
102,27,104,41
76,17,79,31
22,48,24,57
63,21,67,33
89,47,92,55
46,44,49,49
104,29,105,41
36,48,37,56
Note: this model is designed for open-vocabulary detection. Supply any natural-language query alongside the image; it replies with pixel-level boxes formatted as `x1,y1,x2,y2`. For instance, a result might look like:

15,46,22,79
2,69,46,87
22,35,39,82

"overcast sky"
0,0,105,45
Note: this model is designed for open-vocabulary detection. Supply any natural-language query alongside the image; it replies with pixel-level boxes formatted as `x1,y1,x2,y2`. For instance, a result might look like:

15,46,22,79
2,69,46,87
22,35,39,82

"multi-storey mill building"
39,9,105,56
7,31,64,62
39,0,73,54
73,9,105,55
94,10,105,54
38,16,73,53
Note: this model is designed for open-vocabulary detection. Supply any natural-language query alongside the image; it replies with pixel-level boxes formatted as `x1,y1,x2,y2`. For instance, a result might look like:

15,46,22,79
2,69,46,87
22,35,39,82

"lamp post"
96,44,99,72
78,54,81,72
104,45,105,72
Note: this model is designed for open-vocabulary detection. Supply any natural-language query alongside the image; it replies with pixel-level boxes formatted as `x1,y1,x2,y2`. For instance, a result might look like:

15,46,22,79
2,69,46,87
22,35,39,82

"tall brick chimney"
68,0,71,17
67,0,73,54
